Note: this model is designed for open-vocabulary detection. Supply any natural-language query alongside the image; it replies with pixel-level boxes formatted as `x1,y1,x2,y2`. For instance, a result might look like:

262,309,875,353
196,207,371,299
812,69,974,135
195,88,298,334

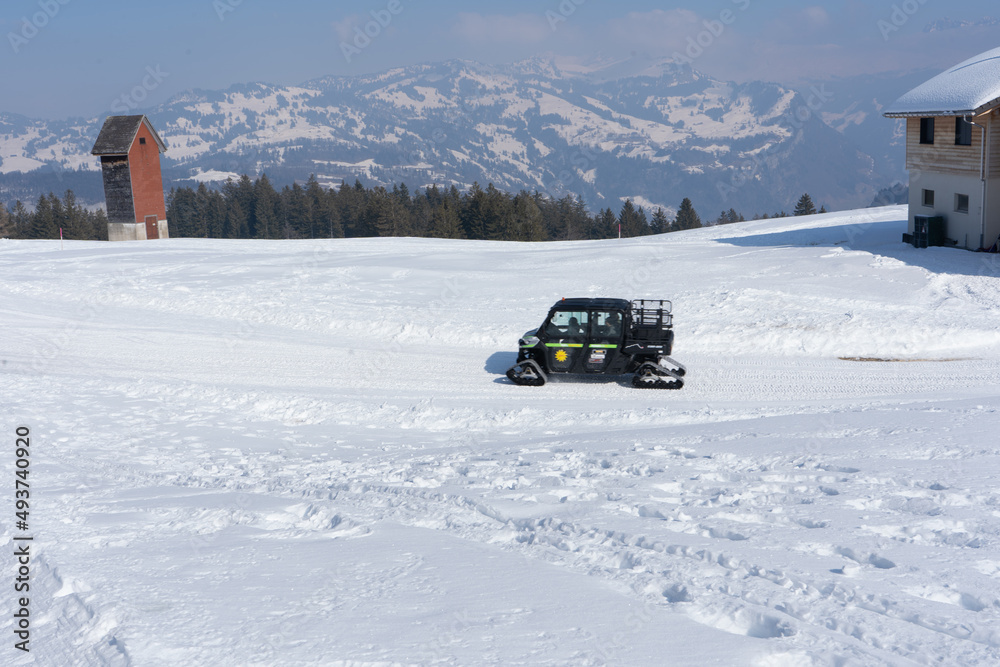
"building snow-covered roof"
91,115,167,155
884,46,1000,117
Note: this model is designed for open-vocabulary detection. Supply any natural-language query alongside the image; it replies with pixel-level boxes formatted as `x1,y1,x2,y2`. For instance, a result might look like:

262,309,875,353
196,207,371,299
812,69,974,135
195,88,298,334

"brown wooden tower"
91,115,169,241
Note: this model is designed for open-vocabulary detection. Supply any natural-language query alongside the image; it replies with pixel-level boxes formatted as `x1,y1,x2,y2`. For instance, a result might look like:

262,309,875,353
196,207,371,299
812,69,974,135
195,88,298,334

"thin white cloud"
452,12,554,45
332,14,364,42
801,6,831,27
607,9,704,54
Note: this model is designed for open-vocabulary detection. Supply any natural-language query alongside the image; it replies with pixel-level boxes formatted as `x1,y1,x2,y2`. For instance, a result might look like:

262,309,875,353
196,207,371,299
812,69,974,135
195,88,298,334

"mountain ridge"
0,56,896,216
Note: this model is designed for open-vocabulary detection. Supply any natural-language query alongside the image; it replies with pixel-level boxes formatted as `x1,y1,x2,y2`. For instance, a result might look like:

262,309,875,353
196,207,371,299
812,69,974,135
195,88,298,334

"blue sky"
2,0,999,119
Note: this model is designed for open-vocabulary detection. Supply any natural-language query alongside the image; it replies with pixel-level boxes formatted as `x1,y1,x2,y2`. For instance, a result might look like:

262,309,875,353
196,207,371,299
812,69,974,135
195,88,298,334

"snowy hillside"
4,206,1000,665
1,57,887,214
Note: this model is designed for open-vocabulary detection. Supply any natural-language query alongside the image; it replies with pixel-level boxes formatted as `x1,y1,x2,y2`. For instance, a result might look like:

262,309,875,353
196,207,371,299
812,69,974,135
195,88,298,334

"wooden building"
91,115,169,241
884,47,1000,250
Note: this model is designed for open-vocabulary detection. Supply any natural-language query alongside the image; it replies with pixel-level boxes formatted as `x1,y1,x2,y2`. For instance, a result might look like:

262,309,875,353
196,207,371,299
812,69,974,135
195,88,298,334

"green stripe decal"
545,343,585,348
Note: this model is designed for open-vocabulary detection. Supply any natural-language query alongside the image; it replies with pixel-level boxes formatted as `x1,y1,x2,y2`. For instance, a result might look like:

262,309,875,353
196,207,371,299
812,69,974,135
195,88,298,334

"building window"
922,189,935,207
955,193,970,213
139,137,147,145
956,117,973,146
920,117,935,144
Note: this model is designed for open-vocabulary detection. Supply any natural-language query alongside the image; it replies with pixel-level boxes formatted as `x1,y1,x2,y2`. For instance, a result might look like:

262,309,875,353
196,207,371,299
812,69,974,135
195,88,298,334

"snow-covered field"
4,205,1000,666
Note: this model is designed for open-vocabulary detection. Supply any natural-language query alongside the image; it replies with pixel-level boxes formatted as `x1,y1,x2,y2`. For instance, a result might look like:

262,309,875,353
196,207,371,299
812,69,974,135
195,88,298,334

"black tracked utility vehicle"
506,298,686,389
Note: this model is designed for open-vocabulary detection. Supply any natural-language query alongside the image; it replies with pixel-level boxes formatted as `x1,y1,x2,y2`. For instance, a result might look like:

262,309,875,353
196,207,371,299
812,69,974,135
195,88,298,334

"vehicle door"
542,309,589,372
583,310,626,373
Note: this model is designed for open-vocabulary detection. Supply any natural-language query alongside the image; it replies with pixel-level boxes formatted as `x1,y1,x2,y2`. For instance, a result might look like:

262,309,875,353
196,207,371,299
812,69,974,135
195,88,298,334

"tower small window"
139,137,147,145
920,117,935,144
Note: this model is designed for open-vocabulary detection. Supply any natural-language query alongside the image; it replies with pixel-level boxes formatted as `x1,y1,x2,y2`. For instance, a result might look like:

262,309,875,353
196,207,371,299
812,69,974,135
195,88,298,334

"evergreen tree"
90,208,110,240
618,200,650,237
428,199,464,239
713,208,744,226
225,199,248,239
593,208,619,239
11,201,30,238
546,195,570,240
569,195,590,241
819,204,827,214
281,182,310,238
364,186,409,237
166,187,200,237
462,182,489,240
423,183,444,209
48,193,65,238
337,179,366,237
650,208,670,235
405,192,426,237
512,191,545,242
674,198,702,231
205,189,227,238
548,194,589,241
0,202,12,238
191,183,212,237
483,184,512,241
228,175,257,236
489,201,518,241
305,175,341,238
31,193,57,238
62,189,90,239
794,193,817,216
253,175,280,239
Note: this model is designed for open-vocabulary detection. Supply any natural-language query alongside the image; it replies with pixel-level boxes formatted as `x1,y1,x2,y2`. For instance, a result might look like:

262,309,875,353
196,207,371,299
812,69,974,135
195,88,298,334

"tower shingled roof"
91,115,167,155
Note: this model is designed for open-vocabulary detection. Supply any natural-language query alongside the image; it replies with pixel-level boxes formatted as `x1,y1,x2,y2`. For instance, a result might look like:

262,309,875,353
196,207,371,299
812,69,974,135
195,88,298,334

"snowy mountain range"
1,56,906,215
924,16,1000,32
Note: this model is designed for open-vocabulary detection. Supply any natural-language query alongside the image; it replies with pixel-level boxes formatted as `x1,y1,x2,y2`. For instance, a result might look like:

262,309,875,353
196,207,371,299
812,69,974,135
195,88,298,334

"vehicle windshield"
544,310,589,338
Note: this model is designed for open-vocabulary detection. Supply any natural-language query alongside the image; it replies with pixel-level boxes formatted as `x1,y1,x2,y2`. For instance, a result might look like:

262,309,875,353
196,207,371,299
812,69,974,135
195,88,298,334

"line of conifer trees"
2,175,822,242
163,175,706,242
0,192,110,240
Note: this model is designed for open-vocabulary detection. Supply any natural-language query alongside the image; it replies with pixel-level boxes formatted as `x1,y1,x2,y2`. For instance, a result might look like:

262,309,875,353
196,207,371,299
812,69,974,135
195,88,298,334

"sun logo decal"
555,349,569,362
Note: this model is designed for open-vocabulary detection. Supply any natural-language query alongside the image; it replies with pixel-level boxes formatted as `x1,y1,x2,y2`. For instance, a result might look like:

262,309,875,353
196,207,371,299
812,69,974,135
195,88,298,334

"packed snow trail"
3,206,1000,665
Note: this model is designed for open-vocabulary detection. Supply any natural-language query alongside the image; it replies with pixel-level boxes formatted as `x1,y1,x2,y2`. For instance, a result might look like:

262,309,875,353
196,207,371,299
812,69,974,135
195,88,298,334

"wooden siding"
127,122,167,229
905,116,984,176
99,156,134,226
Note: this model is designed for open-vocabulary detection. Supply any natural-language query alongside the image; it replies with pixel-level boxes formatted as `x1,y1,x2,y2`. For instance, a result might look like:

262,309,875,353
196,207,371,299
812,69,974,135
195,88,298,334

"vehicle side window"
590,311,624,338
545,310,589,337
